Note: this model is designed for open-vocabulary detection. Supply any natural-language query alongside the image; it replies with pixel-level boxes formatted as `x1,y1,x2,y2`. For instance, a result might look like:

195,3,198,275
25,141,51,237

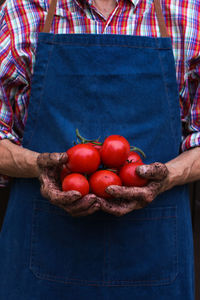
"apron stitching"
40,42,170,50
26,42,55,147
28,272,178,286
103,222,106,282
29,200,38,274
22,42,50,147
33,207,177,219
156,44,179,148
173,206,179,280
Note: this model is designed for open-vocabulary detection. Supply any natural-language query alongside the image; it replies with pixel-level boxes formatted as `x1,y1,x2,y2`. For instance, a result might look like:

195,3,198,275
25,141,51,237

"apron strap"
42,0,169,38
154,0,168,38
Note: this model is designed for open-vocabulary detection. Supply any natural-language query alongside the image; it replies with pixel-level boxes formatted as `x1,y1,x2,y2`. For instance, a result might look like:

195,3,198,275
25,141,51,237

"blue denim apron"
0,0,194,299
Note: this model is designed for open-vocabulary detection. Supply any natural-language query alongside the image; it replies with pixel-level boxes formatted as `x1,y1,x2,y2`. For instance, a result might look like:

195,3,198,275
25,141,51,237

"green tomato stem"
76,128,102,145
106,169,118,173
76,128,87,143
130,146,146,158
91,141,102,145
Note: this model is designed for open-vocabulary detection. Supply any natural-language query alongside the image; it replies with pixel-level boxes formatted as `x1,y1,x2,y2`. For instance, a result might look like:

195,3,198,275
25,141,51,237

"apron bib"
0,0,194,299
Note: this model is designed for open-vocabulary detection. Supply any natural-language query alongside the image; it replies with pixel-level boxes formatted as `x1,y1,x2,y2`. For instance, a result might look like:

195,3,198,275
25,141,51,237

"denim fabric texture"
0,33,194,299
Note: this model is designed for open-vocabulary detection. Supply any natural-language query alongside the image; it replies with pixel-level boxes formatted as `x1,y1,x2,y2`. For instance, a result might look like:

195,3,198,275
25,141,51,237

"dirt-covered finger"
39,172,58,199
98,198,140,216
70,204,100,217
106,185,148,201
65,194,98,214
40,176,80,203
48,189,81,206
136,162,168,180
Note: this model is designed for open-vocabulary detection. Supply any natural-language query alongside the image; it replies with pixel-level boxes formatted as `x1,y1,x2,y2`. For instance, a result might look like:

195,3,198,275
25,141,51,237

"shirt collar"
77,0,138,9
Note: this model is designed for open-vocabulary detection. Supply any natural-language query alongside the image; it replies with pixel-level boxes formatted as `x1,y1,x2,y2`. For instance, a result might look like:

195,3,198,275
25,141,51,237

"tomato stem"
76,128,102,145
76,128,87,143
91,141,102,145
130,146,146,158
106,169,118,173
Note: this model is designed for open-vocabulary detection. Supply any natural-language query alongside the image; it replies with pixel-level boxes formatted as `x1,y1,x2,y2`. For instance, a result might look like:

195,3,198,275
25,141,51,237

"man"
0,0,199,299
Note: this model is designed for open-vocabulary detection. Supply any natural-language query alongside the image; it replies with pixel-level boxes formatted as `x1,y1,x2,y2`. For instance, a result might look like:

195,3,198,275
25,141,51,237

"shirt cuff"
181,132,200,152
0,128,21,145
0,129,20,187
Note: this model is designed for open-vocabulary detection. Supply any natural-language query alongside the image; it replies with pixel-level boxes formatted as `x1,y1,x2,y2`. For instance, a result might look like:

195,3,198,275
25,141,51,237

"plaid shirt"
0,0,200,186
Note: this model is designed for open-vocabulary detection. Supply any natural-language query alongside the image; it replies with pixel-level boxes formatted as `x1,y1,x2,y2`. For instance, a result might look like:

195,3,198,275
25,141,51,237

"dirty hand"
98,162,168,216
37,152,100,217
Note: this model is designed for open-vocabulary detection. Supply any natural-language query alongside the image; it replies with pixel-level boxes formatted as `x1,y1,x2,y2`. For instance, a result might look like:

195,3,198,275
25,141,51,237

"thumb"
37,152,68,169
136,162,168,180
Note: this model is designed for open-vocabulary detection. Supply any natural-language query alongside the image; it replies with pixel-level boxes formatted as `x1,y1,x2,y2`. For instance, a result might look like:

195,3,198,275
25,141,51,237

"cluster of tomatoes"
60,131,148,199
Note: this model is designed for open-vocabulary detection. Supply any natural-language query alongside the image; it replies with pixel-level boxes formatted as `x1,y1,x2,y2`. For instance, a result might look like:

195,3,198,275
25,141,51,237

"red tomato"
67,144,101,174
89,170,122,199
119,162,148,187
62,173,89,196
60,165,71,182
125,151,143,164
100,135,130,168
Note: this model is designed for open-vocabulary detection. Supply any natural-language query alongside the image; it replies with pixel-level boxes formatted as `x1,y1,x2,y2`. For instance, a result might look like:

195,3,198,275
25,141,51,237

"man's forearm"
0,139,40,178
166,147,200,190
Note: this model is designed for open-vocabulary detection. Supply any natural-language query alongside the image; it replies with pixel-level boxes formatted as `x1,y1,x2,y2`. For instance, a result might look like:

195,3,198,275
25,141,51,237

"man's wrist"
164,148,200,189
24,150,40,177
0,139,40,178
164,163,184,191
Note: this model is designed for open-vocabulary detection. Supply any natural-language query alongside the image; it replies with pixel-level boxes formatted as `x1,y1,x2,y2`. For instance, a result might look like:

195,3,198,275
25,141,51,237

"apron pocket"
30,199,178,287
106,206,178,286
30,198,106,285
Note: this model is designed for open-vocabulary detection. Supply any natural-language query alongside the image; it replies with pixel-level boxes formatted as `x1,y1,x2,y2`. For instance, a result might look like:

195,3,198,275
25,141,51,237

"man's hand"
37,152,100,217
98,162,168,216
